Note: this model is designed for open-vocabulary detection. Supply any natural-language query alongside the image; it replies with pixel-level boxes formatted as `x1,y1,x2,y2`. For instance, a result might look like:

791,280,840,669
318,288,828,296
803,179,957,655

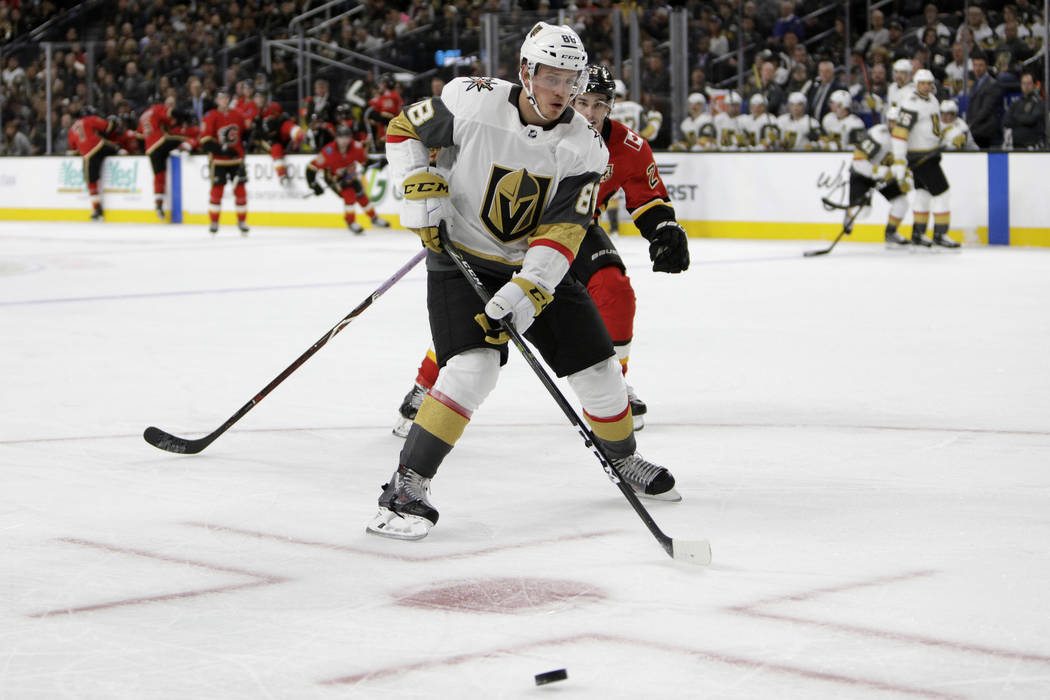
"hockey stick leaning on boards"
436,221,712,565
143,248,427,454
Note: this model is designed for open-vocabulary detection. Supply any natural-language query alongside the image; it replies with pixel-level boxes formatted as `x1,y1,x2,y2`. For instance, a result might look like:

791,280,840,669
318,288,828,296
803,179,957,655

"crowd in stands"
0,0,1046,156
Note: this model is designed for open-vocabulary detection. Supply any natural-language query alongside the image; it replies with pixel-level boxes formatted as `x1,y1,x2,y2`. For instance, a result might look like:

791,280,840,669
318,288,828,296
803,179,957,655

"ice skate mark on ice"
319,632,960,697
27,538,287,618
393,577,605,613
184,521,621,562
729,569,1050,666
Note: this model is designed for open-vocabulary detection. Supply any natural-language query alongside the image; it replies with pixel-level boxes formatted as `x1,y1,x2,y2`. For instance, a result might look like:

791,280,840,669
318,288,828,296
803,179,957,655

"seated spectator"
1003,72,1047,148
769,1,804,48
913,4,953,44
854,9,889,58
993,21,1035,76
884,19,913,62
943,42,972,96
956,6,996,50
1,120,33,156
995,5,1032,42
966,52,1004,148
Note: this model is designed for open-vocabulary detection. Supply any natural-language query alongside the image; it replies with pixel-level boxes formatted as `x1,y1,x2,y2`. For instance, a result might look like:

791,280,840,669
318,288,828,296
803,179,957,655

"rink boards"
0,152,1045,245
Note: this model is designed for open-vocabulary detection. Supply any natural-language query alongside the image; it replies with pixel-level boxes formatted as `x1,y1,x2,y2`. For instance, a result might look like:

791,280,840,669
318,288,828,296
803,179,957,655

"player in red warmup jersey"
390,65,690,437
68,108,119,221
305,124,390,233
365,74,404,152
139,96,193,219
250,92,305,186
200,90,251,235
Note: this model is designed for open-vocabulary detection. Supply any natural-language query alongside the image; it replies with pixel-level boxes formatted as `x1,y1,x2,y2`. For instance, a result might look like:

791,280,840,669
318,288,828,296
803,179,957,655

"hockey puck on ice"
534,669,568,685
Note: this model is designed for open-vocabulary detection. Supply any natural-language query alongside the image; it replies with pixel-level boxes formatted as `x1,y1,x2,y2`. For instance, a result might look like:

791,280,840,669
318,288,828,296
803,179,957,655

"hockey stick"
437,223,711,565
803,203,865,257
143,248,427,454
806,146,945,257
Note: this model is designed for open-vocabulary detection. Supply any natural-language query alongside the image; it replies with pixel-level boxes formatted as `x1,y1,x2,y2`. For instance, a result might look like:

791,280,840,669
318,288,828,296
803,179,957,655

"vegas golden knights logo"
480,166,552,242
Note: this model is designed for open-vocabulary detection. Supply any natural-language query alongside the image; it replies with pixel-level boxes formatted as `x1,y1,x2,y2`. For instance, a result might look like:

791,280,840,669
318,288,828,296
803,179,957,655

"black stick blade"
143,426,206,454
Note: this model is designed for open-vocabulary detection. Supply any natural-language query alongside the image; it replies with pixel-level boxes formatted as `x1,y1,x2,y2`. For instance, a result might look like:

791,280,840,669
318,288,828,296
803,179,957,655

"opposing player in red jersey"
364,74,404,152
230,80,256,117
390,65,689,437
68,108,119,221
305,124,390,234
200,90,251,235
251,92,306,186
139,96,193,219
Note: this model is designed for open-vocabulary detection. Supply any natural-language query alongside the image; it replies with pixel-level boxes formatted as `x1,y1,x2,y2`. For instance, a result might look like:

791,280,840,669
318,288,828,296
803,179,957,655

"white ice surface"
2,221,1049,699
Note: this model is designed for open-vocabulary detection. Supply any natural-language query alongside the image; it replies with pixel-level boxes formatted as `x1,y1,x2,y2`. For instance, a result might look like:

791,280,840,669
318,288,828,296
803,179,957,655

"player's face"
572,92,611,128
216,93,230,110
894,70,910,86
525,64,581,121
941,110,955,123
336,134,351,148
916,80,934,97
790,101,804,118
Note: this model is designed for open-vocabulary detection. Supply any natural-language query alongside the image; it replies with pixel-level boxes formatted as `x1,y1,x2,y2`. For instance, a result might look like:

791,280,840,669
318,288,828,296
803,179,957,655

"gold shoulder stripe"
387,112,420,141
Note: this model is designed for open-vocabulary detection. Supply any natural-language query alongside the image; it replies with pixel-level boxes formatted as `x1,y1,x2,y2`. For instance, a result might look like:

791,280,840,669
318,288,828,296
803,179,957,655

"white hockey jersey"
713,112,745,151
680,113,716,150
776,112,821,150
887,81,915,113
821,112,867,150
851,123,895,179
387,77,607,272
894,90,942,153
738,113,781,150
941,117,977,151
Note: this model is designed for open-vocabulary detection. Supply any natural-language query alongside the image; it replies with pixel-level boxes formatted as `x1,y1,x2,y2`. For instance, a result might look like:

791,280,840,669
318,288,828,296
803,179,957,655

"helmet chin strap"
522,65,551,121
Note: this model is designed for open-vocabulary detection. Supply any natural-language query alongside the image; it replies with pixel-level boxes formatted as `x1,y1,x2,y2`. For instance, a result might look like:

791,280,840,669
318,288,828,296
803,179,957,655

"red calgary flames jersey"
596,118,670,216
201,108,249,162
139,103,174,151
309,139,368,180
68,115,113,156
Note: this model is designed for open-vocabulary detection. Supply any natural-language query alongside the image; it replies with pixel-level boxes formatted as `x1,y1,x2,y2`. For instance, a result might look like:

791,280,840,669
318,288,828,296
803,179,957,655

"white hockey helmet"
913,68,935,84
687,92,707,106
830,89,852,109
787,91,807,106
939,99,958,113
749,93,766,107
725,91,741,105
519,22,588,118
892,58,913,75
613,79,627,100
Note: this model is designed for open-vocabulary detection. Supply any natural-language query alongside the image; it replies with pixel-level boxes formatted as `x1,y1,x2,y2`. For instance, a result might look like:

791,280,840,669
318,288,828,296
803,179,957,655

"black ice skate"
348,221,364,235
911,231,933,247
208,220,219,235
366,465,439,540
933,233,961,249
392,383,427,438
613,452,681,501
90,208,104,222
237,220,249,236
371,216,391,228
626,384,647,431
885,231,910,249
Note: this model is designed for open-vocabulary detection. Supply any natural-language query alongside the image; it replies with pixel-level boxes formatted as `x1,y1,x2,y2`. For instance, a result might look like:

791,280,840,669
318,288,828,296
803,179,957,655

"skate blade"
366,507,433,540
392,416,413,439
635,486,682,503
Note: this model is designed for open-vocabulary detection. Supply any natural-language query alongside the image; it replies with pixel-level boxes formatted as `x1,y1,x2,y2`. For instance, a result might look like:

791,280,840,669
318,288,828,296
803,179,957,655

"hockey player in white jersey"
740,93,781,150
713,91,745,150
610,79,663,141
368,23,680,540
777,91,822,150
886,58,915,118
821,90,867,151
850,105,912,248
677,92,715,150
892,69,960,248
939,100,977,150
